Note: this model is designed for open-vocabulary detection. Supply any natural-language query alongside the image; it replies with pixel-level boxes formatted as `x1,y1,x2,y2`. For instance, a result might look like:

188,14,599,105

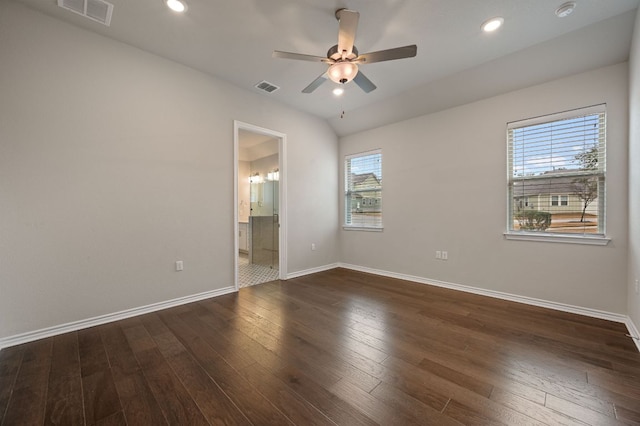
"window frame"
344,149,383,231
504,105,609,245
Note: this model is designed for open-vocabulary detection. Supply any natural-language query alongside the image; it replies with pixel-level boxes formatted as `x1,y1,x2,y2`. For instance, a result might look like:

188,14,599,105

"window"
550,195,569,207
345,149,382,230
507,105,606,242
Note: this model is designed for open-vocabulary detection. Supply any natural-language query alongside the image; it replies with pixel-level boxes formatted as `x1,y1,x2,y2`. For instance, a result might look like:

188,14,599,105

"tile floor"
238,253,279,288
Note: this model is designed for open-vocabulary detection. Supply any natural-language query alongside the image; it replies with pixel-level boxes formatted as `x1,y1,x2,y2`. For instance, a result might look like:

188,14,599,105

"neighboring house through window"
345,149,382,230
507,105,606,241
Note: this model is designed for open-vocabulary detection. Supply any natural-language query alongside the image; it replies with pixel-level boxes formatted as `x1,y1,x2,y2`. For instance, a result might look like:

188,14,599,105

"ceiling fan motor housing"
328,44,358,61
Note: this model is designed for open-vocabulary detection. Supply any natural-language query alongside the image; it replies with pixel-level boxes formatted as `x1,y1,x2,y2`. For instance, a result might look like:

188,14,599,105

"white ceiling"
17,0,640,136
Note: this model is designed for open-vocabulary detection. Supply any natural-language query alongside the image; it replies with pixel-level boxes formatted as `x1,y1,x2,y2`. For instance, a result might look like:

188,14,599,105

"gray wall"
1,0,636,343
339,63,629,314
0,2,339,339
629,7,640,331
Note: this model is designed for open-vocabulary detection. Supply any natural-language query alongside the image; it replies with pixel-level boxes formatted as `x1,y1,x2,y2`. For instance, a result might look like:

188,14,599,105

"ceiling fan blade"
337,9,359,57
356,45,417,64
302,72,328,93
353,71,376,93
273,51,333,63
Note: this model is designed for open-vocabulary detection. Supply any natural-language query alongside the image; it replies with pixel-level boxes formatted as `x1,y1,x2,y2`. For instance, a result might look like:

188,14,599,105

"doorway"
234,121,286,289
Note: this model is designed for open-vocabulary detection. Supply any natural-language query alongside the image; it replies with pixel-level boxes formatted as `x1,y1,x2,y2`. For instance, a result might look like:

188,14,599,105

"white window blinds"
507,105,606,236
345,150,382,229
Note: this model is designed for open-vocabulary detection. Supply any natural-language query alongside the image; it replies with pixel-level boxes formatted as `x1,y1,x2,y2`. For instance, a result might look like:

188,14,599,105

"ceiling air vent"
57,0,114,26
255,81,280,94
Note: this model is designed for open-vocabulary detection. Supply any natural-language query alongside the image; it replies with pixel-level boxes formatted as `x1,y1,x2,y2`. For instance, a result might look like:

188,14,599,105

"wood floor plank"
383,355,547,425
158,311,297,426
615,403,640,425
2,339,52,426
274,365,379,426
143,313,252,426
328,378,427,426
193,305,343,389
369,382,463,426
239,362,336,426
44,333,84,426
207,296,383,393
78,327,122,424
443,399,509,426
122,322,210,426
545,393,623,425
0,345,24,424
228,291,390,364
417,357,494,398
490,387,583,426
587,367,640,399
2,268,640,425
100,323,168,426
94,410,127,426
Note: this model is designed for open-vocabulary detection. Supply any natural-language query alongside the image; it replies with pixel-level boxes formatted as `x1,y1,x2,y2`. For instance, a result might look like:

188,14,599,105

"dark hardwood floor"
1,268,640,425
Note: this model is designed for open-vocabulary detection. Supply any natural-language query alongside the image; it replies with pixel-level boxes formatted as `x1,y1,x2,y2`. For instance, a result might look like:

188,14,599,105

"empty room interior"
2,0,640,424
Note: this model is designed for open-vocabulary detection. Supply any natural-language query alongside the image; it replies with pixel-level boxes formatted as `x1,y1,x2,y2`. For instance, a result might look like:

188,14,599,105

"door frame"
233,120,287,290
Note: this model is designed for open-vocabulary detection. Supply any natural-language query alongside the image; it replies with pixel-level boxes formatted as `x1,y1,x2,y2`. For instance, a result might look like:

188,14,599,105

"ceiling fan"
273,8,417,94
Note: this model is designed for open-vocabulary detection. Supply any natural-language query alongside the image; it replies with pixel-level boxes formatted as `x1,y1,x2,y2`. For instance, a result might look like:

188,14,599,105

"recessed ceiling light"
481,17,504,33
165,0,187,13
555,2,576,18
333,87,345,96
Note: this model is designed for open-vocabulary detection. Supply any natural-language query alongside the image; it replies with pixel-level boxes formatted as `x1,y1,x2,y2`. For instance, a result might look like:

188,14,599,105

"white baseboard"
625,317,640,352
287,263,339,279
4,264,638,353
0,286,236,351
338,263,630,324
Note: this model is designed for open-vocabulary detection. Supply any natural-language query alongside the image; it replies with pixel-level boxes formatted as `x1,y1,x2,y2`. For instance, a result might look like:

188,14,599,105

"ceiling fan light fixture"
165,0,187,13
481,17,504,32
328,61,359,84
333,87,345,96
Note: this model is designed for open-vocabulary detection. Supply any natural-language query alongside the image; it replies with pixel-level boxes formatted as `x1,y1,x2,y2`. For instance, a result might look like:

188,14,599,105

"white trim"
0,286,236,350
507,103,606,129
345,148,381,161
344,149,383,230
233,121,239,291
342,226,384,232
287,263,340,279
625,317,640,352
504,232,610,245
233,121,288,286
337,263,629,324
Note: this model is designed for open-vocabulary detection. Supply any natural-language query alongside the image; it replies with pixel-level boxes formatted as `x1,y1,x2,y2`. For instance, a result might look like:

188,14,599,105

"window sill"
504,232,610,246
343,226,384,232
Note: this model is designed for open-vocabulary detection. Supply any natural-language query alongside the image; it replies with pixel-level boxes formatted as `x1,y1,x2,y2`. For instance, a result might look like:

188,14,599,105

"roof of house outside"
352,173,381,185
513,171,596,197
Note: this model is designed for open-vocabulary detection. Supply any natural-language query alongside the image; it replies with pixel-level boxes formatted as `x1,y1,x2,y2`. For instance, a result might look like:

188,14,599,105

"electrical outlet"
311,243,316,251
435,251,441,259
176,260,184,271
442,251,448,260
